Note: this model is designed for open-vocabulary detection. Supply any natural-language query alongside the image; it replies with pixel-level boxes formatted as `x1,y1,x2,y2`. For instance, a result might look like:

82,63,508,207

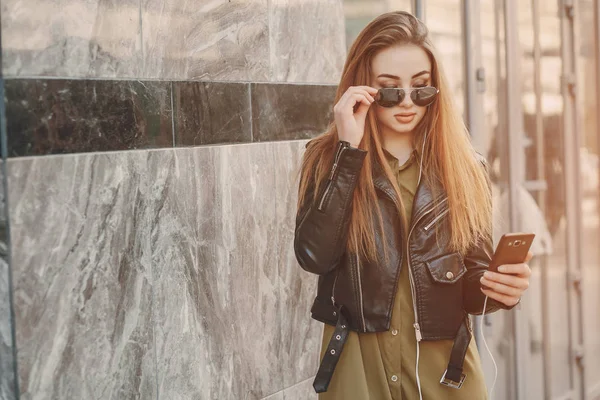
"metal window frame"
412,0,425,20
463,2,522,395
559,0,585,398
502,2,532,399
589,0,600,394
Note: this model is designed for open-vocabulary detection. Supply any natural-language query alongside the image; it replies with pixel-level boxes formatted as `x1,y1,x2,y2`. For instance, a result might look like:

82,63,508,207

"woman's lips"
394,113,416,123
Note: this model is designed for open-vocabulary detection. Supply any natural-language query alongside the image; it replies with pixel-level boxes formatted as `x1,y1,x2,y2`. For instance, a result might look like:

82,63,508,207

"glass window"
425,0,465,114
520,0,570,397
577,0,600,389
477,2,517,398
343,0,412,50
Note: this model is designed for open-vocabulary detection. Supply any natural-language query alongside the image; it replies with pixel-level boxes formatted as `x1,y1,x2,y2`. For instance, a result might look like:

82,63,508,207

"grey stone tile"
281,377,318,400
5,140,325,399
273,141,322,389
261,376,318,400
141,0,269,81
152,141,321,399
2,0,347,83
0,160,17,400
151,143,283,399
7,152,158,399
269,0,345,83
2,0,142,78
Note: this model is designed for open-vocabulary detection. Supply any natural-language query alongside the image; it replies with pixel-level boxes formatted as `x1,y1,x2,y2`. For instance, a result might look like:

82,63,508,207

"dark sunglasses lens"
376,88,405,107
411,86,438,106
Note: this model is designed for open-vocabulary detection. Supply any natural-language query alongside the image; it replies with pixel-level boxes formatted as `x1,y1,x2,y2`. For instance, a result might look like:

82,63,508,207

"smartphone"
487,232,536,273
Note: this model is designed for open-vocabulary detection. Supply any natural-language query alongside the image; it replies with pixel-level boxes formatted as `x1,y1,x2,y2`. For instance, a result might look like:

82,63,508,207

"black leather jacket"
294,139,516,341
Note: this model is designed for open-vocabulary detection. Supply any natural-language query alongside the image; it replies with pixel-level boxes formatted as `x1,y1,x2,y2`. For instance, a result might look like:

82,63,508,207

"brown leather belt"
312,304,349,393
440,318,471,389
312,305,472,393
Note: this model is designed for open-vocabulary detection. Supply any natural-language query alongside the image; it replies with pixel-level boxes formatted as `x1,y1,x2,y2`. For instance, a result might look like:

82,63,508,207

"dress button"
391,329,398,336
446,271,454,280
391,375,398,382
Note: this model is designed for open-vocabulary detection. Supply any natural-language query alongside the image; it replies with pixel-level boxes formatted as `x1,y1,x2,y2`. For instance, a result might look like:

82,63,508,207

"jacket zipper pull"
413,323,422,341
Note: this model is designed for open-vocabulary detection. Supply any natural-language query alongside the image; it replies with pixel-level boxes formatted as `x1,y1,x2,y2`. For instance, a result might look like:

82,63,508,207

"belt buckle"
440,369,466,389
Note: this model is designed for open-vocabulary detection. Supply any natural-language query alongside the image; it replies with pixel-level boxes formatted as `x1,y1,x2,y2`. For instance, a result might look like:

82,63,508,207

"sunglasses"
375,86,439,107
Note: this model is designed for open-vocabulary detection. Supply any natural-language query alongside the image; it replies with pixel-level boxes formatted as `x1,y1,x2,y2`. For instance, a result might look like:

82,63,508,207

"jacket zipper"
318,181,333,210
317,142,347,211
406,203,439,342
356,253,366,332
375,175,449,338
423,207,449,231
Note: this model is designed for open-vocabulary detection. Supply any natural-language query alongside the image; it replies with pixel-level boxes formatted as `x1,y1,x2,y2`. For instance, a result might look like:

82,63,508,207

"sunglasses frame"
375,86,440,108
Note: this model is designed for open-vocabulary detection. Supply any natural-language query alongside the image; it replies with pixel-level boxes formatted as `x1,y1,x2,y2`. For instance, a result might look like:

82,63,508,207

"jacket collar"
372,154,447,224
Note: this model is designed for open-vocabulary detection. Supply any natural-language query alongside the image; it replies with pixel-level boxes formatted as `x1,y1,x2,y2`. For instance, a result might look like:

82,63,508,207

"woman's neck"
382,131,414,165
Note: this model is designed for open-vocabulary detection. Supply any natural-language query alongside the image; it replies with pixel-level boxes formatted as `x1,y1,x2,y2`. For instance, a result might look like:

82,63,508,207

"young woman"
293,11,532,400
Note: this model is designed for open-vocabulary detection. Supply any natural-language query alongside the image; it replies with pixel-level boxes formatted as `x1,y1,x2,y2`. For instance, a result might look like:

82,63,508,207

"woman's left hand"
479,251,533,307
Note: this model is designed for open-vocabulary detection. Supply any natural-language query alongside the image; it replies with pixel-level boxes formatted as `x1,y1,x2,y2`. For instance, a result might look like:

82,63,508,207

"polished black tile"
250,83,337,142
172,82,251,146
5,79,173,157
5,79,339,157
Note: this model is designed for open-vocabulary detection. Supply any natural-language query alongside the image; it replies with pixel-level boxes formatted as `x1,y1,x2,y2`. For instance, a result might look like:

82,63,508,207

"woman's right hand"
333,86,378,148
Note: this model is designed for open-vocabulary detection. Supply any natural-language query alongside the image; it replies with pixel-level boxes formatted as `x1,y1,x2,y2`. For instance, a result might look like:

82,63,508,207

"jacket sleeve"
293,140,367,275
462,154,519,315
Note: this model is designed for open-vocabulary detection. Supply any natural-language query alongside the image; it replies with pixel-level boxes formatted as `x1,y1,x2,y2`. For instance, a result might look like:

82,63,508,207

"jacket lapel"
372,159,447,227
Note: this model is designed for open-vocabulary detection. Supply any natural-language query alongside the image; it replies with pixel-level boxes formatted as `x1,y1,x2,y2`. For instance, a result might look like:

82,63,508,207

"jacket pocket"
424,252,467,284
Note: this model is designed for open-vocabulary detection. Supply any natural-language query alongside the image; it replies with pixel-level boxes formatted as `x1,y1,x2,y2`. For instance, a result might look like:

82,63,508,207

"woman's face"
370,43,433,135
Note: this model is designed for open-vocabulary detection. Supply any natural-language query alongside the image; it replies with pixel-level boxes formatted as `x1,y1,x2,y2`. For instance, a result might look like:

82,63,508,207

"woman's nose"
399,90,414,107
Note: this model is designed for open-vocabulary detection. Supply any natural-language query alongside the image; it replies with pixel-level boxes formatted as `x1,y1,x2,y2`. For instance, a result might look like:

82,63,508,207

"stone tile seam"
259,375,316,400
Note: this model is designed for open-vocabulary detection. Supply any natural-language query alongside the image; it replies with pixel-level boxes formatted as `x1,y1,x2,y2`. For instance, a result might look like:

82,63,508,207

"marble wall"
0,157,17,400
5,141,322,399
0,78,347,399
0,0,358,398
1,0,346,83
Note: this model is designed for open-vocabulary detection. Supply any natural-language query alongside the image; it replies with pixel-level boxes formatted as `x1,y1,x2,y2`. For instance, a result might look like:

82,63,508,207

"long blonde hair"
296,11,492,266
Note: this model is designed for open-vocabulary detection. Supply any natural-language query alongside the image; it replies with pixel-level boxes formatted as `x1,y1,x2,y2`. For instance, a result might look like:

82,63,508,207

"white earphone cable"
414,124,497,399
414,128,428,400
480,295,498,400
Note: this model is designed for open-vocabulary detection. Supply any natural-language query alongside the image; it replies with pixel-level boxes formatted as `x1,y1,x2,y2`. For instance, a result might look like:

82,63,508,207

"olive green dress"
317,148,488,400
